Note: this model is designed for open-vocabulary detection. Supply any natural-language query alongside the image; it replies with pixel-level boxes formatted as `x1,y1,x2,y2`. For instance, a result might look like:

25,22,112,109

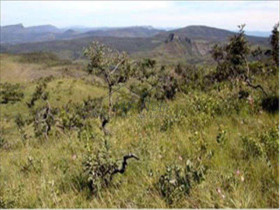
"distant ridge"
0,24,269,64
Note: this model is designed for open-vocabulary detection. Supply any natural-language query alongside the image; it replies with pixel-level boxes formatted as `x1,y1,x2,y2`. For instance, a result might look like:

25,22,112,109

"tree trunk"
108,85,113,118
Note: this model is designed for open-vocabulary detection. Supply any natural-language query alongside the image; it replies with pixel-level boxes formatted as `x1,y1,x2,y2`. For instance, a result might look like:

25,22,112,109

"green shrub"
261,95,279,113
259,125,279,161
241,136,264,158
82,141,118,195
0,83,24,104
15,114,28,143
27,81,48,108
33,104,55,138
216,129,227,145
0,135,5,149
156,160,207,205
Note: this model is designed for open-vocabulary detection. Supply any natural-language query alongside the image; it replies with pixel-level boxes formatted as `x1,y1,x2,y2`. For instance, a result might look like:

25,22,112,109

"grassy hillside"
0,51,278,208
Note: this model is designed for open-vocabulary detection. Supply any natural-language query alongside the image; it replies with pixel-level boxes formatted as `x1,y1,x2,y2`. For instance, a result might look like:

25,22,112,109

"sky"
1,1,279,31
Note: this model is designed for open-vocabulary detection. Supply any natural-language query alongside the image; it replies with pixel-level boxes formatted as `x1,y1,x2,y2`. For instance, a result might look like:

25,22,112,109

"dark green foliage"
33,103,55,138
15,114,28,143
82,141,118,195
210,25,250,82
113,99,134,117
241,125,278,162
156,70,178,100
0,135,5,149
129,59,179,112
174,64,206,92
0,196,15,208
216,129,227,145
241,136,263,158
15,114,25,128
156,160,207,205
27,81,49,108
251,46,263,60
0,83,24,104
84,41,132,117
238,90,249,99
261,95,279,113
270,23,279,66
58,97,104,131
259,125,279,161
128,59,158,111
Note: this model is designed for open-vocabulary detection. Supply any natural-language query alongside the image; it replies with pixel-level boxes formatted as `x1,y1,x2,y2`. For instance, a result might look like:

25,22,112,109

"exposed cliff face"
159,31,212,59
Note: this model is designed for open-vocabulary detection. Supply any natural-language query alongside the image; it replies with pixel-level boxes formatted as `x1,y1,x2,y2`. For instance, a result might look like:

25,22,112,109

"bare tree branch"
111,153,139,179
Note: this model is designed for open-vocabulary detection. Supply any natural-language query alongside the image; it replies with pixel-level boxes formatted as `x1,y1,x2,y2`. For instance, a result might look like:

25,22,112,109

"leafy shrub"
113,99,134,117
82,141,118,195
58,97,103,131
156,160,207,205
0,83,24,104
15,114,28,143
27,81,49,108
0,196,15,208
259,125,279,161
261,95,279,113
241,136,264,158
0,135,5,149
241,125,278,163
33,104,55,138
238,90,249,99
59,105,84,131
216,129,227,145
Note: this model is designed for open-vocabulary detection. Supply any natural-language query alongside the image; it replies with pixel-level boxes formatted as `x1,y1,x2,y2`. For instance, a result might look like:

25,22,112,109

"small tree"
211,24,267,96
270,23,279,66
84,41,131,118
128,59,158,111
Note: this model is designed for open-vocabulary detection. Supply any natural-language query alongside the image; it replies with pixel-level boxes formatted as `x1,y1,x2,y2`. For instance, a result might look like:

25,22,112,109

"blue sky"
1,1,279,31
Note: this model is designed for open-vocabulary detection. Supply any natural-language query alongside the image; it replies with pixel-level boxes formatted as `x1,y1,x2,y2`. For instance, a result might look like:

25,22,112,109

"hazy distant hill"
0,24,62,44
156,25,268,44
0,36,161,59
0,25,269,64
82,26,164,38
0,24,163,44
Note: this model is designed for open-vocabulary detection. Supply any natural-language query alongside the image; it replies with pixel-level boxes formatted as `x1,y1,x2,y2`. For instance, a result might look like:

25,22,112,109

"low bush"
241,136,264,159
27,81,49,108
0,135,5,149
156,159,208,205
259,124,279,161
261,95,279,113
82,143,118,195
0,83,24,104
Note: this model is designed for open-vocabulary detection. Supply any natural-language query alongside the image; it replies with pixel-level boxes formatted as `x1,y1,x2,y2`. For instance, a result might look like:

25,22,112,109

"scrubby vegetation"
0,24,278,208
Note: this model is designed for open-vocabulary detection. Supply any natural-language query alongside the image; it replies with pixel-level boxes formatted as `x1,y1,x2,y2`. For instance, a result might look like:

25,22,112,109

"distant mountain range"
0,24,164,44
0,24,270,64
